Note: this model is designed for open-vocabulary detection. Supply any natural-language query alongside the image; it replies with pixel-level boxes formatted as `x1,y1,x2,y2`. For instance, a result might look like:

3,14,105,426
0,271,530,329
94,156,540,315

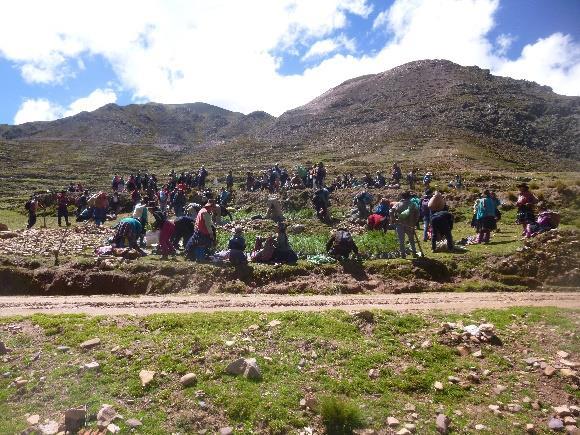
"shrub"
319,396,365,434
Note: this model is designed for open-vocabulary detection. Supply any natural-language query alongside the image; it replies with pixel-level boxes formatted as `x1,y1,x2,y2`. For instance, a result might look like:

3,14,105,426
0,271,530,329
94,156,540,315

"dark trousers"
57,206,69,226
27,213,37,229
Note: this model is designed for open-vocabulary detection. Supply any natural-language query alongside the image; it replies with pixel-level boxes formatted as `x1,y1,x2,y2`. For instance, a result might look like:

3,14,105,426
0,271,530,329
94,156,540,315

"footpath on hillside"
1,291,578,315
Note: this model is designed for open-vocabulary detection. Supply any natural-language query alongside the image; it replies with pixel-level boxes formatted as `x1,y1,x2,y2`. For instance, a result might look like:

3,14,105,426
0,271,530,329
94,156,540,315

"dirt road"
1,291,578,315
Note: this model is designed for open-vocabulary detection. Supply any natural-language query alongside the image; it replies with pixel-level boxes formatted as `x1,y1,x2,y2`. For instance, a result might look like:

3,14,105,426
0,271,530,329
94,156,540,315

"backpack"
334,230,353,250
399,202,418,222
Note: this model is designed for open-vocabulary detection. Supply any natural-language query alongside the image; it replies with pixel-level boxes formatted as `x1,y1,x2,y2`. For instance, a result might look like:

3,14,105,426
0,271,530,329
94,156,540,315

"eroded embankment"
0,230,577,295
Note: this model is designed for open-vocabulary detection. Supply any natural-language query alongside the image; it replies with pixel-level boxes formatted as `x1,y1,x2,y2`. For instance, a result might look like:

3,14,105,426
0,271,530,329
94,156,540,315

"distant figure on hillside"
391,163,402,184
272,222,298,264
314,162,326,189
407,169,417,191
198,165,208,189
352,190,374,219
226,170,234,191
474,190,499,244
312,187,330,222
265,195,284,222
326,228,359,260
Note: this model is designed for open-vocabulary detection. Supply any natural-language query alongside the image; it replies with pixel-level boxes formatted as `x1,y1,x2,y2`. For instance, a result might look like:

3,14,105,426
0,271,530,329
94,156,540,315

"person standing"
56,190,71,226
226,171,234,191
475,190,499,243
516,183,538,235
420,189,433,241
390,191,419,259
25,195,41,229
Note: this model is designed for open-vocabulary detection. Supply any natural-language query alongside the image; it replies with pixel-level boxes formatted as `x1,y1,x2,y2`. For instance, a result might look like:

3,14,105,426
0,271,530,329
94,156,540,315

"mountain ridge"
2,59,579,159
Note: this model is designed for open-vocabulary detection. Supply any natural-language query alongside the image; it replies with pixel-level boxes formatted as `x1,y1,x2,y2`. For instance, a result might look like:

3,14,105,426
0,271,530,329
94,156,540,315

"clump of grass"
319,396,365,435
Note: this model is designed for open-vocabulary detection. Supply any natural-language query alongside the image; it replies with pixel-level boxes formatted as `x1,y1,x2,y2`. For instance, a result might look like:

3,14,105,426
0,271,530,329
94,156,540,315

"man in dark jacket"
430,210,454,252
326,229,359,259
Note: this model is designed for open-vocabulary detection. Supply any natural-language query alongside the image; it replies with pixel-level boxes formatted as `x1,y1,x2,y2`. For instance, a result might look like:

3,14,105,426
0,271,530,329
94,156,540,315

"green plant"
319,396,365,435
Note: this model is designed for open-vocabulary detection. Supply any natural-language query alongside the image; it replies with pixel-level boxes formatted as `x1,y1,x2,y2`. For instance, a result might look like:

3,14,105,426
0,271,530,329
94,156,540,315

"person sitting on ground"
362,172,374,188
375,171,386,188
516,183,538,235
56,190,71,227
152,210,175,259
423,171,433,187
185,200,216,261
227,226,247,265
289,173,305,189
312,187,330,221
391,163,402,184
112,217,146,255
526,206,560,238
367,198,391,231
250,235,276,263
326,228,359,260
474,190,498,244
272,222,298,264
389,191,419,259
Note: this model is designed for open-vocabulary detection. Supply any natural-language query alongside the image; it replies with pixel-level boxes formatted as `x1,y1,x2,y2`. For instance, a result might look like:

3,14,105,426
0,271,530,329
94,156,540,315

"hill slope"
264,59,580,158
1,60,578,160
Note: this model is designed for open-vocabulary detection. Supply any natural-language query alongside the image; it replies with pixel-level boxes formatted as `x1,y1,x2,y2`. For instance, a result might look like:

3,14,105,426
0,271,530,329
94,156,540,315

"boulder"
79,338,101,350
139,370,156,387
126,418,142,429
436,414,450,434
180,373,197,387
64,407,86,432
0,223,8,231
97,405,118,428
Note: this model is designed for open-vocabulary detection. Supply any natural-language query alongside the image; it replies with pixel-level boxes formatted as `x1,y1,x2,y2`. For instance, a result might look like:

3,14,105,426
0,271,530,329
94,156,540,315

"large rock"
225,358,262,380
180,373,197,387
38,421,59,435
64,407,86,432
0,223,8,231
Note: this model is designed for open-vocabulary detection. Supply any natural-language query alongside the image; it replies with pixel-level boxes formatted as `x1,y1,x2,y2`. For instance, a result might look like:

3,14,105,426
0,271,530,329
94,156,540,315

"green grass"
0,307,578,433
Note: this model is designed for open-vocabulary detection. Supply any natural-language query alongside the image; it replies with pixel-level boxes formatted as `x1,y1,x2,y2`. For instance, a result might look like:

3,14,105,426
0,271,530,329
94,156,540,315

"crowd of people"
23,163,561,264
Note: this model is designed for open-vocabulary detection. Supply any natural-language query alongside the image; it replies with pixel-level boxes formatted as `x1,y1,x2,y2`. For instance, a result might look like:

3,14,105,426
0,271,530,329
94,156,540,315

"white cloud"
2,0,579,121
302,34,356,60
64,88,117,116
13,99,62,124
13,88,117,124
495,33,515,56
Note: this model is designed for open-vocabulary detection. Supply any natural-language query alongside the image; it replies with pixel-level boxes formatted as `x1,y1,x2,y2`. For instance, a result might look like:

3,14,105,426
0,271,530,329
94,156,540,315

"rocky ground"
0,307,578,434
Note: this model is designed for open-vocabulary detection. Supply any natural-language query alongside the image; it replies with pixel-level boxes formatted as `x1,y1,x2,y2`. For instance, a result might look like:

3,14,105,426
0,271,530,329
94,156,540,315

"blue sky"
0,0,578,125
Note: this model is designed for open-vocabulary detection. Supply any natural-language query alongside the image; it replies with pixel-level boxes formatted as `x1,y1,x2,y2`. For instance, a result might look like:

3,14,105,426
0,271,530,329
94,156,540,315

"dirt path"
1,291,578,315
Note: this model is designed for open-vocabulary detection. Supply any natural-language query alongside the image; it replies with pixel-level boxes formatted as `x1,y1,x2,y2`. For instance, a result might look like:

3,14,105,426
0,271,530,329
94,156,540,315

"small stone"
558,351,570,359
27,414,40,425
404,423,416,433
139,370,155,387
563,416,576,425
84,361,100,371
526,423,536,434
554,406,572,417
353,310,374,323
447,376,460,383
404,403,416,412
57,346,70,352
544,365,557,377
180,373,197,387
107,423,121,433
14,377,29,387
268,320,282,328
387,416,400,427
31,351,41,361
396,429,412,435
561,360,579,368
507,404,523,413
565,425,578,434
467,373,481,383
472,350,483,358
368,368,380,379
421,340,432,349
532,401,542,411
475,424,487,430
126,418,142,428
493,384,507,395
38,420,59,435
549,418,564,431
436,413,450,434
561,368,577,378
488,405,500,412
64,407,86,432
434,381,444,391
97,405,118,428
79,338,101,349
224,340,235,347
226,358,247,375
219,427,233,435
456,345,470,357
